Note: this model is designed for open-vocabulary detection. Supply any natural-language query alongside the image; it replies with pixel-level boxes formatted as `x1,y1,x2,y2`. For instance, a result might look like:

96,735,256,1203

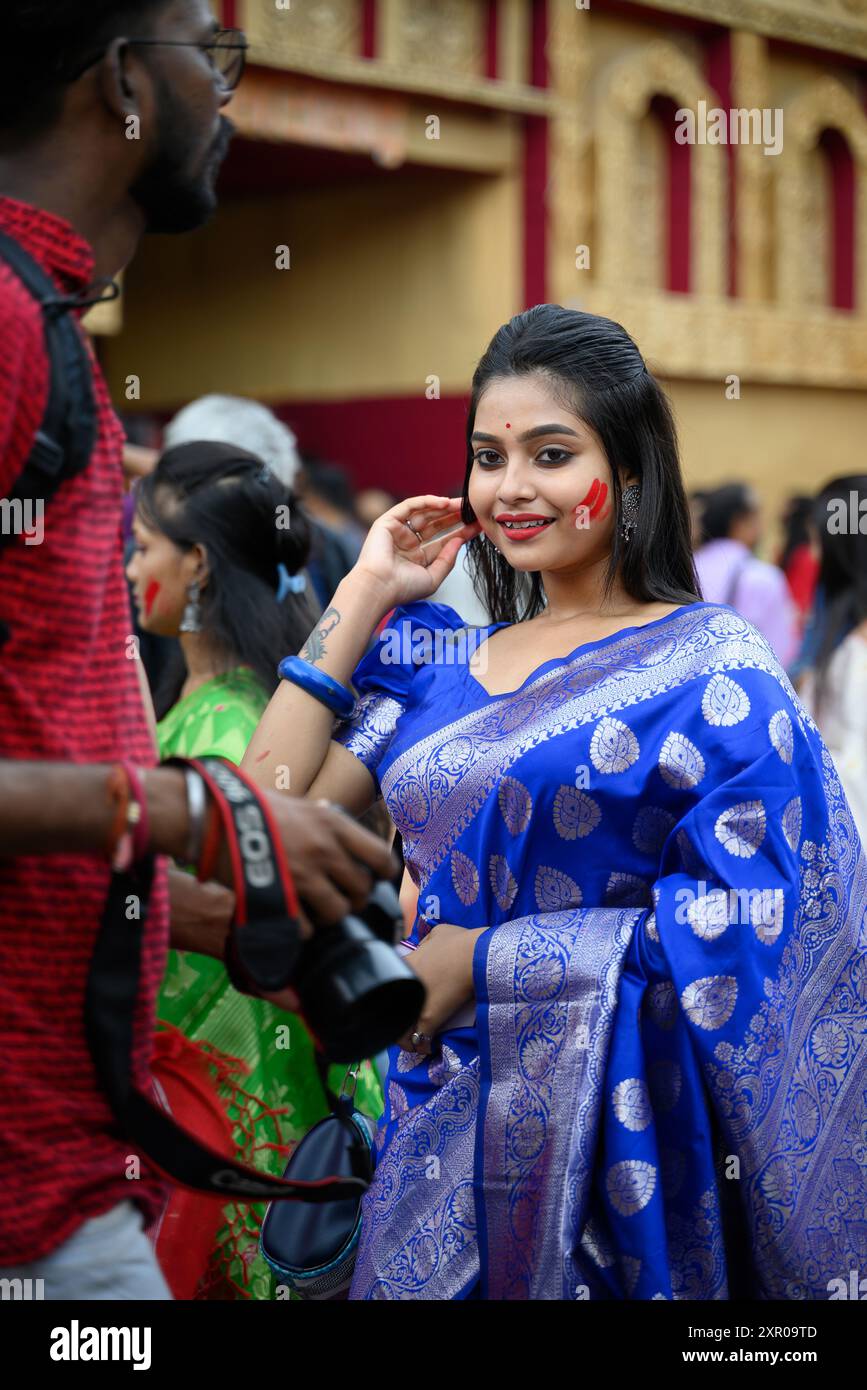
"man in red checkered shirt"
0,0,396,1300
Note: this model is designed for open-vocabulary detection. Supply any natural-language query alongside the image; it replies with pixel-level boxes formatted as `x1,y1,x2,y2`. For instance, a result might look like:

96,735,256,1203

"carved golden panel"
240,0,361,62
548,8,867,387
624,0,867,60
236,0,546,112
378,0,487,78
593,39,727,297
574,287,867,388
546,0,593,307
776,76,867,311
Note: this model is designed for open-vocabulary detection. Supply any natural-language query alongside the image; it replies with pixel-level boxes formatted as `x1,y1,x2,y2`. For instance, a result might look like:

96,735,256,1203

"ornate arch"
595,40,727,297
776,76,867,310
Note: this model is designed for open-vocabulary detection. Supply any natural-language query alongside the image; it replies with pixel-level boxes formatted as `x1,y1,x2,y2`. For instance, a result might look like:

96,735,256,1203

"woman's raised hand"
353,496,481,609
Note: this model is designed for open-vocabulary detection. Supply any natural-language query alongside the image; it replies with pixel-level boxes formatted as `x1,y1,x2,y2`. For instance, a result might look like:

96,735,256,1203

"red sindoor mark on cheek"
573,479,611,529
576,479,601,513
144,580,160,617
588,482,609,519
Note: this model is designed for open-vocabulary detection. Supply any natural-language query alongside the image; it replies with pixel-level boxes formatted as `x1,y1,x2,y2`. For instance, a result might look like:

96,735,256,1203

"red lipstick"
495,512,556,541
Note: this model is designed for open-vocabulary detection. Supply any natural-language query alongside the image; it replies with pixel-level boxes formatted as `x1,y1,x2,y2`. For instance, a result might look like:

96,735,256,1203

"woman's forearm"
242,570,391,795
243,493,473,797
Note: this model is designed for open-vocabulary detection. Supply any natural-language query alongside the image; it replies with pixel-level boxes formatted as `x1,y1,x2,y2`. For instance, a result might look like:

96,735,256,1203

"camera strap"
175,757,304,995
84,757,368,1204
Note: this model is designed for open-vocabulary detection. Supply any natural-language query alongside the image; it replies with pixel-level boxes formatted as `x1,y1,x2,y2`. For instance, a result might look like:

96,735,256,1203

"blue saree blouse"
333,600,867,1300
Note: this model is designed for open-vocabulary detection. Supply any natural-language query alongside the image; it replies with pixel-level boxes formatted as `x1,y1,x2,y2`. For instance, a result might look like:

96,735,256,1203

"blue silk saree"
334,600,867,1300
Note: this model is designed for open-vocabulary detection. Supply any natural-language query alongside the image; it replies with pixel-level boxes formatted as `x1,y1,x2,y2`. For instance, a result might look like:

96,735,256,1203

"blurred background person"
777,494,820,633
799,475,867,844
688,488,708,551
296,455,365,606
164,393,309,600
128,394,316,696
127,441,383,1299
165,392,301,489
356,486,397,531
694,482,798,668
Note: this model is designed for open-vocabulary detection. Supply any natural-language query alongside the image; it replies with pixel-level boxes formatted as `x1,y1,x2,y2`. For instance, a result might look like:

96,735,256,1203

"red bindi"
505,422,511,428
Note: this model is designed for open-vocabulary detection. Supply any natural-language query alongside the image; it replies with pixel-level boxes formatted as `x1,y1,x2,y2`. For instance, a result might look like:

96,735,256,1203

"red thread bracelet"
121,761,150,863
104,764,130,864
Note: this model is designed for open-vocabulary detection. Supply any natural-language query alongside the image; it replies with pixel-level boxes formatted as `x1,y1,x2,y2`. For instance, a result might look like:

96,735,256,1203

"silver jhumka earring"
620,485,641,543
179,580,203,633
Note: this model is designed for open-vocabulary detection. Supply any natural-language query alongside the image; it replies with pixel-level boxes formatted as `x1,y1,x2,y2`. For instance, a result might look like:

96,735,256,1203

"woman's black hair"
778,495,814,572
701,483,758,543
135,441,318,719
811,474,867,713
460,304,700,623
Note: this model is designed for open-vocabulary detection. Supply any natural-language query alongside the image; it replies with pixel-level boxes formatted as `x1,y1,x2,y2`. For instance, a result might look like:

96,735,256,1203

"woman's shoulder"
677,600,774,648
350,600,485,702
384,599,486,636
157,669,267,762
642,601,801,708
377,600,489,661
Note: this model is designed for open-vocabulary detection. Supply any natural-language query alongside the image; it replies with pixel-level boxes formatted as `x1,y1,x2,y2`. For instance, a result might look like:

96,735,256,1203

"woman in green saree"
127,441,384,1299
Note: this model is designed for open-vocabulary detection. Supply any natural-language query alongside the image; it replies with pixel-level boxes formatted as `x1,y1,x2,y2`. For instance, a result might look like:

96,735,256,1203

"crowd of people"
1,0,865,1305
690,480,867,843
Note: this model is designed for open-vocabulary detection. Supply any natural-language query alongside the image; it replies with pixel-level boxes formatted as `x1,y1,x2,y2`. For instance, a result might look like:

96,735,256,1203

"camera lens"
294,915,425,1062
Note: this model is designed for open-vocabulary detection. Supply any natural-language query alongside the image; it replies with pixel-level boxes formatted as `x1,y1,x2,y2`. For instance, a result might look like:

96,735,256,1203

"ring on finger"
403,518,423,542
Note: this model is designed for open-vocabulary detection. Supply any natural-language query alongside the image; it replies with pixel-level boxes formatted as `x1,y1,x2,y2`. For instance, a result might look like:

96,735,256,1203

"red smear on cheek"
254,748,271,764
144,580,160,617
588,482,609,519
576,479,601,513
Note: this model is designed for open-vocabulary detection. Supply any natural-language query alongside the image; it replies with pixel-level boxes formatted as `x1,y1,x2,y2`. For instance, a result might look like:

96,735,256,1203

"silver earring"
620,485,641,544
179,580,202,633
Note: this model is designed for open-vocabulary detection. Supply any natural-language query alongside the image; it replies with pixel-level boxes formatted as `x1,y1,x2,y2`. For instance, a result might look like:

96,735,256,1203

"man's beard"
130,100,235,235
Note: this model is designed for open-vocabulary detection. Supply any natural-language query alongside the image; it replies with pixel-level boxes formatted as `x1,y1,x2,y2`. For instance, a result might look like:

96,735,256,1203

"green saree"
156,667,384,1299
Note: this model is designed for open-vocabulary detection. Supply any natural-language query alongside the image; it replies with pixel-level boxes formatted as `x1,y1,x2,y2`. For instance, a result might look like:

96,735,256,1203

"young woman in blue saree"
244,306,867,1300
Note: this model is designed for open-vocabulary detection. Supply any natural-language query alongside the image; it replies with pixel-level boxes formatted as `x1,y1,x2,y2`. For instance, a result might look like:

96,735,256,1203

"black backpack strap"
0,229,101,556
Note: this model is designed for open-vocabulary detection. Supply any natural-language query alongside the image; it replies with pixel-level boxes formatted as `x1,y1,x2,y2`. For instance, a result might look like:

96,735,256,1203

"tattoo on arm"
300,607,341,665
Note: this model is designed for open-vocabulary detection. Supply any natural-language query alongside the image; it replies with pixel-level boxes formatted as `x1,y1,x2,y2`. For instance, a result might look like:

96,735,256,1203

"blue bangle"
277,656,356,720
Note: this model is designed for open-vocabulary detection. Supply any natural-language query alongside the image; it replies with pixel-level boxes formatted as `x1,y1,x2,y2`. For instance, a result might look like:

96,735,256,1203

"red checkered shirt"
0,196,169,1262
